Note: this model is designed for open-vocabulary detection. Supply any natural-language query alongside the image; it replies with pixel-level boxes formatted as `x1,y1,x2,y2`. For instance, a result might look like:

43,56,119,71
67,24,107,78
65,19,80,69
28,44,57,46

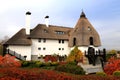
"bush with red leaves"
104,57,120,75
0,54,21,67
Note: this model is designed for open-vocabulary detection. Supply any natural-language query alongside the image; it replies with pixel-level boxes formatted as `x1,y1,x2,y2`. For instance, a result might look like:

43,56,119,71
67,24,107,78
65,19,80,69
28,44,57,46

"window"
43,39,46,43
59,40,64,44
89,37,93,45
88,27,91,31
73,38,76,46
59,48,61,50
44,29,48,33
38,47,41,50
55,31,64,35
43,48,46,50
62,48,64,50
62,40,64,44
38,39,41,42
59,40,61,43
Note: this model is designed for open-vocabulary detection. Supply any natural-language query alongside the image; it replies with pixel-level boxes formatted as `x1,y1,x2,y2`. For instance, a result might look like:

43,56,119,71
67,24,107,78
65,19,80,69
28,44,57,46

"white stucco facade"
7,46,31,60
7,40,100,61
31,39,70,56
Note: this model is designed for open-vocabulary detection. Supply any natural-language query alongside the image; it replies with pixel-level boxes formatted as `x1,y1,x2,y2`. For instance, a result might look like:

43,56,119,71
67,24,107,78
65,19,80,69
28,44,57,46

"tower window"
89,37,93,45
88,27,91,31
73,38,76,46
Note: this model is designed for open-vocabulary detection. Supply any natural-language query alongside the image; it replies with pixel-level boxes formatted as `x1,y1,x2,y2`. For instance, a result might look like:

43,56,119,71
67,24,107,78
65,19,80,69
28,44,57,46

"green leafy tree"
106,50,117,61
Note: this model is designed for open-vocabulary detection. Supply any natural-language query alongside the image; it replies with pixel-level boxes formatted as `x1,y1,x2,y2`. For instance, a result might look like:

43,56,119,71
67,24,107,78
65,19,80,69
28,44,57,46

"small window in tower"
73,38,76,46
62,48,64,50
89,37,93,45
88,27,91,31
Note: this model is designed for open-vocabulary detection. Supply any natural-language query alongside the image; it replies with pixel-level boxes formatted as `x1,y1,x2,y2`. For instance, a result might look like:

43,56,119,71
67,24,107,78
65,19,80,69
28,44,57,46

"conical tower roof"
69,11,101,47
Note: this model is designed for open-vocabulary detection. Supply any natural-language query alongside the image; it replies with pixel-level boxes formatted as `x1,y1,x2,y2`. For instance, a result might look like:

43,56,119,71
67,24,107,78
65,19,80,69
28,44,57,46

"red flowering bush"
0,54,21,67
104,57,120,75
44,55,58,62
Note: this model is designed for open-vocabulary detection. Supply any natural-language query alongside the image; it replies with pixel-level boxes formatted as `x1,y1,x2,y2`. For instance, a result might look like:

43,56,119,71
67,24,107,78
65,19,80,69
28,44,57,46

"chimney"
25,11,31,35
45,15,49,27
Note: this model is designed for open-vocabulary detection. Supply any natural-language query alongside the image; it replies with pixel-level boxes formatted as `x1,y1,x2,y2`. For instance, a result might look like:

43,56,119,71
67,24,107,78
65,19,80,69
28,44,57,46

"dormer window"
44,29,48,33
55,31,64,35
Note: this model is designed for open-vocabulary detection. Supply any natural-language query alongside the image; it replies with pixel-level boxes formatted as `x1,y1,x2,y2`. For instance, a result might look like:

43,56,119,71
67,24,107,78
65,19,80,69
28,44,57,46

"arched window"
89,37,93,45
73,38,76,46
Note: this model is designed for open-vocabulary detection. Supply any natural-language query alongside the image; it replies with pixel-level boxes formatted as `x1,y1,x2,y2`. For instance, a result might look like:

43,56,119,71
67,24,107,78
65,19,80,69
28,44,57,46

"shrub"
96,72,107,76
21,61,30,67
29,61,39,68
104,57,120,75
113,71,120,76
35,61,43,67
0,54,21,67
44,62,51,66
66,46,83,63
55,63,85,75
51,62,59,66
67,61,77,65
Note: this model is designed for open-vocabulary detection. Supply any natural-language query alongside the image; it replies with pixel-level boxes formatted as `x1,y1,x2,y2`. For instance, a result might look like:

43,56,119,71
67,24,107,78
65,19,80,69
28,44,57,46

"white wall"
71,45,99,55
8,46,31,60
31,39,70,56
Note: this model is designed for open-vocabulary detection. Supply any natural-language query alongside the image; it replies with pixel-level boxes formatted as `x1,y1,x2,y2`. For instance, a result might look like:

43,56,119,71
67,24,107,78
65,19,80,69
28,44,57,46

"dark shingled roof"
5,29,32,46
68,11,101,47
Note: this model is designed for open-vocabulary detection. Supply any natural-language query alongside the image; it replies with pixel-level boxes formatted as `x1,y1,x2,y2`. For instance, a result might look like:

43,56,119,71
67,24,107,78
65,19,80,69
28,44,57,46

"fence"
7,49,26,60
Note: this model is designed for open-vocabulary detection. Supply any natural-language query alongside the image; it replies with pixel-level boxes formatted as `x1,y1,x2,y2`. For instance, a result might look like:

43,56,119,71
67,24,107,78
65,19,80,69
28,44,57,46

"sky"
0,0,120,50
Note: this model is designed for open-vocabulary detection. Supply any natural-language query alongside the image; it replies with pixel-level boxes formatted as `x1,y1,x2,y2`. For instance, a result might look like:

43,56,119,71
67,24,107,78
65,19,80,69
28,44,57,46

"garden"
1,48,120,79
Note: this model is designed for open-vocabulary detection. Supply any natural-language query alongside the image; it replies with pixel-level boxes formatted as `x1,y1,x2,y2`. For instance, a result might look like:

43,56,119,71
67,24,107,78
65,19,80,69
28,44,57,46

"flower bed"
0,68,120,80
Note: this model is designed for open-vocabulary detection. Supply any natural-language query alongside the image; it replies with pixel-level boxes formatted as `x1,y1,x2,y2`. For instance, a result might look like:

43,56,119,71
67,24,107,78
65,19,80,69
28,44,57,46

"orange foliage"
0,54,21,67
67,46,83,63
104,57,120,75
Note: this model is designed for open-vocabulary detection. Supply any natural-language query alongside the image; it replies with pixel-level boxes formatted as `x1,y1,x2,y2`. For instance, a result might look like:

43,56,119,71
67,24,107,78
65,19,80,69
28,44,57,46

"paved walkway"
78,63,103,74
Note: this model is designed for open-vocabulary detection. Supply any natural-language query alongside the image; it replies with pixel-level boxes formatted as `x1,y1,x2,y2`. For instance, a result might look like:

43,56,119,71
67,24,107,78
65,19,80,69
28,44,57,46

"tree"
106,50,117,61
66,46,83,63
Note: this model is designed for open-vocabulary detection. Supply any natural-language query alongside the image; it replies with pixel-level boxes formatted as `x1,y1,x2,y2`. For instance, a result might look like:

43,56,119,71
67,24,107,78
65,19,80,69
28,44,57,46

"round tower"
69,11,101,53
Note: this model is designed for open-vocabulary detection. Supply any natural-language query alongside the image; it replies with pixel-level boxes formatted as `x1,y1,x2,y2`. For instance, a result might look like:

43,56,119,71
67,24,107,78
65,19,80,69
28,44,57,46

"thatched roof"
5,24,72,45
5,11,101,47
68,11,101,47
5,29,32,46
30,24,72,40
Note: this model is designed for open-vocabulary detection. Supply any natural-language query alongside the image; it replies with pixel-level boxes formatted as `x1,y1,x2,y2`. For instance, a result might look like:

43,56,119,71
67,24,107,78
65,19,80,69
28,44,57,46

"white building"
4,11,101,61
